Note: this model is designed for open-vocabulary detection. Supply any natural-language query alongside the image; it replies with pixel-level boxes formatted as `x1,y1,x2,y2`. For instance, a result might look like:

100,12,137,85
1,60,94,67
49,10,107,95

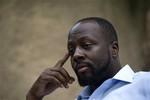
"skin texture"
26,53,75,100
26,19,121,100
68,20,121,90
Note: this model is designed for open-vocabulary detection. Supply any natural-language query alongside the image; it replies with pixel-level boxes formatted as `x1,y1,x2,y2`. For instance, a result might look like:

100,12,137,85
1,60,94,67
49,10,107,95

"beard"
76,62,95,86
76,54,111,87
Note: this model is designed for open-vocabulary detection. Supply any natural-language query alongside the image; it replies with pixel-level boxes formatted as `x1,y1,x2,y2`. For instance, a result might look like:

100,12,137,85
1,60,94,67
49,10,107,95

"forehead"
69,20,100,36
68,20,105,43
68,20,105,46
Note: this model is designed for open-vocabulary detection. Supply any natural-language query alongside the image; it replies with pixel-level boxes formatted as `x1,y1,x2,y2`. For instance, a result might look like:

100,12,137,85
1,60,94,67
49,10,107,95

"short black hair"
74,17,118,43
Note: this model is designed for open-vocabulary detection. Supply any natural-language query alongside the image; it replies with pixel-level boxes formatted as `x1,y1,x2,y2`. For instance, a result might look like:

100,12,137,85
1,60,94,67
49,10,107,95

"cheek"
87,47,105,61
90,47,110,65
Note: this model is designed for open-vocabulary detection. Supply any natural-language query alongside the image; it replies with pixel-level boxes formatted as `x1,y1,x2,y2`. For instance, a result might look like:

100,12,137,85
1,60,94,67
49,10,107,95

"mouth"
75,63,90,73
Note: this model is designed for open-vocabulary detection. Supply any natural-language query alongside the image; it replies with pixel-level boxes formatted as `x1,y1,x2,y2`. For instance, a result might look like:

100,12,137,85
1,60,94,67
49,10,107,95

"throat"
90,77,109,91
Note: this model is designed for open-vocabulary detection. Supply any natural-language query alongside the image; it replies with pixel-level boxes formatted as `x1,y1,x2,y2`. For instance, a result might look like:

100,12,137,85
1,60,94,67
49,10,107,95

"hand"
26,53,75,100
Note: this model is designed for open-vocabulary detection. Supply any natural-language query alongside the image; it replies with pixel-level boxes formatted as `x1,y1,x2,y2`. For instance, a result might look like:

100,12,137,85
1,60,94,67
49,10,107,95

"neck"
90,61,122,92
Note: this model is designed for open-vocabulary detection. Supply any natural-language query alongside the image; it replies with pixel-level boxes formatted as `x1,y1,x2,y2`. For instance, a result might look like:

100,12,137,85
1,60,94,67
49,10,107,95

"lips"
75,63,89,73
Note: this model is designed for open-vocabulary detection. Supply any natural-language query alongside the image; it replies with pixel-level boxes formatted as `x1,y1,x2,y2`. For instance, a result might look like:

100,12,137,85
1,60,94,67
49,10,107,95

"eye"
82,42,92,49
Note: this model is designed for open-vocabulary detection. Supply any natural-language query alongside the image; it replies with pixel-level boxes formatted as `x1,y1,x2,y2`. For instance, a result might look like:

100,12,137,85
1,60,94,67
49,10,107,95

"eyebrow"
69,30,87,35
68,36,98,45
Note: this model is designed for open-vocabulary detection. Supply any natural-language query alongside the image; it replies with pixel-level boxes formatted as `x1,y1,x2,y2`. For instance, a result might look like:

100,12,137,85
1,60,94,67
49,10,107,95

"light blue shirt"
76,65,150,100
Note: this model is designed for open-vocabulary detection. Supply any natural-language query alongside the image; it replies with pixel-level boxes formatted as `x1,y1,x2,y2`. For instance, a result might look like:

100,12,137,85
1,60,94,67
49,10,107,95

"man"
26,17,150,100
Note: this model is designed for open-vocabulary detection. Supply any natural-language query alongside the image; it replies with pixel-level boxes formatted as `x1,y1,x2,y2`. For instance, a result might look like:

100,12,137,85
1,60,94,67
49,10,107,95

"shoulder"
133,71,150,83
131,71,150,94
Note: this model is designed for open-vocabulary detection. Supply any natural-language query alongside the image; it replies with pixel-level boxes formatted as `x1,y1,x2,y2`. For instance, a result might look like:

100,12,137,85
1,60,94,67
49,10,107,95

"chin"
78,77,95,86
78,81,87,86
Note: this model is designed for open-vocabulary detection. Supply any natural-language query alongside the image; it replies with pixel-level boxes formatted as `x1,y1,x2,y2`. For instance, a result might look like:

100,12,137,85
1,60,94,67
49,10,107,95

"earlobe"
112,41,119,58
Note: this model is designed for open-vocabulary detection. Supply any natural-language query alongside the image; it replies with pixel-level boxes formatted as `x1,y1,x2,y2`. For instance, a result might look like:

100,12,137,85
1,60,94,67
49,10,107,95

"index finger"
54,52,70,68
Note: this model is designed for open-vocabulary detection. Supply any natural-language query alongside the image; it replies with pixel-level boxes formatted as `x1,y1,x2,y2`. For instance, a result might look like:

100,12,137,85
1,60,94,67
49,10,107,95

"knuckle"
44,68,51,72
55,72,62,77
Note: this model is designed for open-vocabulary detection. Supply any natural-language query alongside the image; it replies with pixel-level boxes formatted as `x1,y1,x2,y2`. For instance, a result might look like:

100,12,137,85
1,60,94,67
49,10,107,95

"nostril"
73,54,84,63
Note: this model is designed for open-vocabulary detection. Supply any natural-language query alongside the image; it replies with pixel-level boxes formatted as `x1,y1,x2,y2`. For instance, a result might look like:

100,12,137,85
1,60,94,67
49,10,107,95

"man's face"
67,20,111,86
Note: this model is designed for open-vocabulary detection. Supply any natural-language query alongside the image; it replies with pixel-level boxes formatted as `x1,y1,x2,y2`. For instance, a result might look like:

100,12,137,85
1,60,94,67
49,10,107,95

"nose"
73,47,85,63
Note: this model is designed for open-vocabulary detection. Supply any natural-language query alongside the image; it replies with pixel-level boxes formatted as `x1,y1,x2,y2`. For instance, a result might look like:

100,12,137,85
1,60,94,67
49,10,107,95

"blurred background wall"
0,0,149,100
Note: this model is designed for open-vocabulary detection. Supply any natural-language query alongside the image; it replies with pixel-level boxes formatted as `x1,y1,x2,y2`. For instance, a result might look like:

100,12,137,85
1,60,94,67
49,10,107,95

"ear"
111,41,119,58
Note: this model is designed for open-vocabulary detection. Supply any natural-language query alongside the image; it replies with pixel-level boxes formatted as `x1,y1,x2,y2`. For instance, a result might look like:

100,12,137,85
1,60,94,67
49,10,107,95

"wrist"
26,92,43,100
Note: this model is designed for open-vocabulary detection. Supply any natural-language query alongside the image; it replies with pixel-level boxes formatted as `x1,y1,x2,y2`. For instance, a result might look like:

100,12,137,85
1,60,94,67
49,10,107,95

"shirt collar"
113,64,134,83
77,64,135,100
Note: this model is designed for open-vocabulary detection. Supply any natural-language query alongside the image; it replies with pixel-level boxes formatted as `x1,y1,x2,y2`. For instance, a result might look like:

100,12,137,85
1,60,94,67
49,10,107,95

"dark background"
0,0,150,100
